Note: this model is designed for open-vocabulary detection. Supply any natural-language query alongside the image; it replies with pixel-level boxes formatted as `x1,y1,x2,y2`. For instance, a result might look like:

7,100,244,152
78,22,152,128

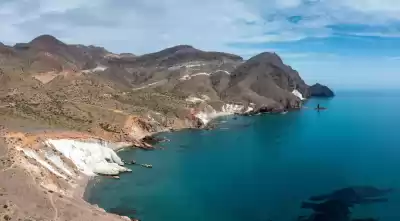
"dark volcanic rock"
310,83,335,97
299,186,392,221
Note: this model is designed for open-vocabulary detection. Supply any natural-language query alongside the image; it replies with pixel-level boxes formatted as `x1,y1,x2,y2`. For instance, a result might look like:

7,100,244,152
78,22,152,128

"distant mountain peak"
31,34,61,42
29,34,65,48
163,45,198,54
249,52,283,64
169,45,195,50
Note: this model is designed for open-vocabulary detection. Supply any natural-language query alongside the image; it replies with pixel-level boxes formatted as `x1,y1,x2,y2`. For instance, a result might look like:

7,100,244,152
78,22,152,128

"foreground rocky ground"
0,34,333,220
0,137,128,221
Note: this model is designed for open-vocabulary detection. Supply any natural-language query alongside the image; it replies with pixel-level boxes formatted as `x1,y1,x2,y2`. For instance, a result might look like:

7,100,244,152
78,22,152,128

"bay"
86,90,400,221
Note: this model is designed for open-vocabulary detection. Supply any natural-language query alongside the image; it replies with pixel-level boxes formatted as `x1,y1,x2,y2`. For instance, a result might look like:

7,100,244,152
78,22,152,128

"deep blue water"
86,91,400,221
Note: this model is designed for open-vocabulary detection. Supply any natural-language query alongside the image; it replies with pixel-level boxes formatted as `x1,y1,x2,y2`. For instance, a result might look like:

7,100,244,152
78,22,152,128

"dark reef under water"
85,91,400,221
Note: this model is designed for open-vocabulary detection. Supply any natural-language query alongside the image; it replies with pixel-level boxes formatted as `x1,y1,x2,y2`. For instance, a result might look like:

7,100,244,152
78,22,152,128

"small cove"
85,91,400,221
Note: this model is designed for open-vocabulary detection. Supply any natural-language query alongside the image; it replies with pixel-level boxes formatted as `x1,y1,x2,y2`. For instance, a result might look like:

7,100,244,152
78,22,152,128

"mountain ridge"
0,34,334,138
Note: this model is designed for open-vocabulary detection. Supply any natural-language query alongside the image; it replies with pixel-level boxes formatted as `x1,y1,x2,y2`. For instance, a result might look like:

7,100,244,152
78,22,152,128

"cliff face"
221,52,309,111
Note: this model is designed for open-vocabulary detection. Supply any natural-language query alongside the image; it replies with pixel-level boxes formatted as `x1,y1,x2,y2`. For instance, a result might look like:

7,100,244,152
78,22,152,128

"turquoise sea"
86,90,400,221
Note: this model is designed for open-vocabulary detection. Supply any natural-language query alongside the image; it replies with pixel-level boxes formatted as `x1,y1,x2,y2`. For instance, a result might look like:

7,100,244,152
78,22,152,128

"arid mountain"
0,35,333,139
12,35,112,73
221,52,310,111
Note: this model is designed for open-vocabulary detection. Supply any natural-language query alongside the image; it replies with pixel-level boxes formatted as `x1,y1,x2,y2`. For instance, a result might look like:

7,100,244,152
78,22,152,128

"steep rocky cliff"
222,52,309,111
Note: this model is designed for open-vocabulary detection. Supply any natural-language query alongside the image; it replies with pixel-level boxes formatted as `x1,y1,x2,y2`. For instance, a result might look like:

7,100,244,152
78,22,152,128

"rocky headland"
0,34,334,220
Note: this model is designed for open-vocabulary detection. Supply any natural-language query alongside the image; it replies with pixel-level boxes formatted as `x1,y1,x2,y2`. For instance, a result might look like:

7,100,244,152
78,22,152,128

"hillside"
0,35,334,137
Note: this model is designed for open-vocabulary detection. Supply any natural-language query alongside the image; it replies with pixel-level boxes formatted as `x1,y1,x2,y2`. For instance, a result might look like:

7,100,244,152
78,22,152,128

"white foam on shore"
292,89,305,100
45,139,131,176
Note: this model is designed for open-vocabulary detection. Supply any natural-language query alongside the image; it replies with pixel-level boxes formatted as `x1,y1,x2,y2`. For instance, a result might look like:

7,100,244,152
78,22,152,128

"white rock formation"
179,70,230,81
221,104,245,113
45,139,131,176
45,152,74,177
185,95,211,103
168,61,206,70
179,72,210,81
292,89,305,100
245,106,254,113
179,74,191,81
191,72,210,77
195,111,216,125
186,96,205,103
195,103,247,125
212,70,231,75
21,148,67,179
82,65,107,73
132,80,165,91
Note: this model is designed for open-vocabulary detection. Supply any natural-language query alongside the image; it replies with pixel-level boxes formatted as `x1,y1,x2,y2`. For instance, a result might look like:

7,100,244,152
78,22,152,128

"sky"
1,0,400,89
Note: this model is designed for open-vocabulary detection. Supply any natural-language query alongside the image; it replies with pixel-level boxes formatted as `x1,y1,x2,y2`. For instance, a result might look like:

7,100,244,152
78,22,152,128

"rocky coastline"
0,34,334,220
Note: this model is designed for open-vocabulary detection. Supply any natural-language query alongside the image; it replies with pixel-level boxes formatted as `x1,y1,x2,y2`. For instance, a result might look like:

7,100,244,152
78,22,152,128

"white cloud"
276,0,302,8
1,0,400,55
336,0,400,14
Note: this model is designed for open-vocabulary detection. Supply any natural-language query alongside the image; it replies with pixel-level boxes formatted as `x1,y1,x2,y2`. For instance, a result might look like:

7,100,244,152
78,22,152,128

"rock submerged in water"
310,83,335,97
141,135,169,145
298,186,391,221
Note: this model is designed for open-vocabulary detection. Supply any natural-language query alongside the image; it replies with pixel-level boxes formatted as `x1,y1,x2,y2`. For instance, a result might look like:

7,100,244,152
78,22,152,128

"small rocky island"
310,83,335,97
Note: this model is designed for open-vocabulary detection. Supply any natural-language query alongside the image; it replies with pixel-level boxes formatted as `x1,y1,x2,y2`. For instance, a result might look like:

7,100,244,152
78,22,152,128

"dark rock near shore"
310,83,335,97
142,135,163,145
142,135,170,145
